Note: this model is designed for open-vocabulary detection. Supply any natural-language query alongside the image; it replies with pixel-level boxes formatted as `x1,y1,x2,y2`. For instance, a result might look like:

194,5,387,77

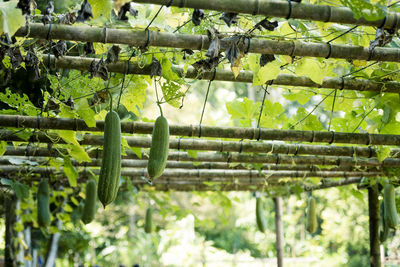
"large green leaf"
63,156,78,187
88,0,113,19
0,1,25,36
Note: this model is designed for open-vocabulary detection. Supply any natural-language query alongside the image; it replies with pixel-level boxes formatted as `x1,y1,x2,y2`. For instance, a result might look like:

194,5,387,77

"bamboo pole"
131,0,400,29
368,184,381,267
4,195,18,267
39,55,400,93
2,114,400,145
2,146,397,167
133,177,363,192
3,129,399,158
14,24,400,62
0,165,381,179
3,177,361,191
274,197,284,267
0,156,378,172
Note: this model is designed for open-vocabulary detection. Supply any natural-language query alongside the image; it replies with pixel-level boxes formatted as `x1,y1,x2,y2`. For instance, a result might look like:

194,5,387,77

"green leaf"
122,76,148,115
56,130,79,146
295,58,325,85
1,177,13,186
226,98,260,127
75,99,96,127
375,146,391,162
187,150,198,158
63,156,78,187
340,0,387,21
68,145,91,163
12,181,29,199
259,100,286,128
253,61,281,86
129,146,142,159
0,141,6,156
289,107,323,131
351,188,364,203
0,1,25,36
88,0,113,19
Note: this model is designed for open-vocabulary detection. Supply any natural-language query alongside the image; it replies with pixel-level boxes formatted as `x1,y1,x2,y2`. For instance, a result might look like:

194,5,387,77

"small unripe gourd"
37,180,51,227
384,183,399,229
81,179,98,224
256,197,267,233
147,116,169,179
306,196,317,234
144,208,153,233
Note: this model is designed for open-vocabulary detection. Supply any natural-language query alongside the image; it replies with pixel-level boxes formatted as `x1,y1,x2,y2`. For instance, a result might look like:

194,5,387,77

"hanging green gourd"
81,179,98,224
37,180,51,227
144,207,153,233
147,93,169,179
306,195,317,234
380,201,389,243
256,197,267,233
97,100,122,208
384,183,399,229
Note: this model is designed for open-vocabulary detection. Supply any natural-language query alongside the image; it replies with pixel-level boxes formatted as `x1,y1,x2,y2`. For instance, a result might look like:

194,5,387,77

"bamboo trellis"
14,24,400,62
2,129,399,158
131,0,400,29
131,177,363,192
1,114,400,145
0,156,377,172
40,55,400,93
2,145,397,168
0,165,380,179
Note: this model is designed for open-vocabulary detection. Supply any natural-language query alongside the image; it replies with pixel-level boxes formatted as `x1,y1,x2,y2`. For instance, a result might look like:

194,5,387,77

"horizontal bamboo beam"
2,146,396,167
15,24,400,62
3,130,399,158
134,177,363,192
0,156,376,172
1,114,400,145
0,165,380,179
40,55,400,93
132,0,399,29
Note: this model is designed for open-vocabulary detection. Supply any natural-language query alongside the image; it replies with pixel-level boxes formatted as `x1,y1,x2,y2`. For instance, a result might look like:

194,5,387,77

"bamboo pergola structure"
14,24,400,62
40,55,400,93
4,1,400,266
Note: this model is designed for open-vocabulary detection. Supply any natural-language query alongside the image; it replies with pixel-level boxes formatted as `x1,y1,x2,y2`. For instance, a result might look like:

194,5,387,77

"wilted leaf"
89,58,109,80
76,0,93,22
260,54,275,67
220,12,238,27
205,27,220,59
83,42,95,55
192,9,204,26
53,40,67,58
106,45,121,64
150,56,162,78
118,2,138,21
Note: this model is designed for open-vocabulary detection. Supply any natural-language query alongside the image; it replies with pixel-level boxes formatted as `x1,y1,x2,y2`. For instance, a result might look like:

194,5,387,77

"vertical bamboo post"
368,184,381,267
4,195,17,267
274,197,284,267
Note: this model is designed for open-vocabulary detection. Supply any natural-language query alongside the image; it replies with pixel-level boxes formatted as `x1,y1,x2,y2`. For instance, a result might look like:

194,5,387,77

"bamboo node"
102,27,108,44
329,131,335,144
252,0,259,16
15,115,20,128
46,23,53,40
324,5,332,22
378,16,387,29
340,76,345,90
286,0,293,20
325,43,332,59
